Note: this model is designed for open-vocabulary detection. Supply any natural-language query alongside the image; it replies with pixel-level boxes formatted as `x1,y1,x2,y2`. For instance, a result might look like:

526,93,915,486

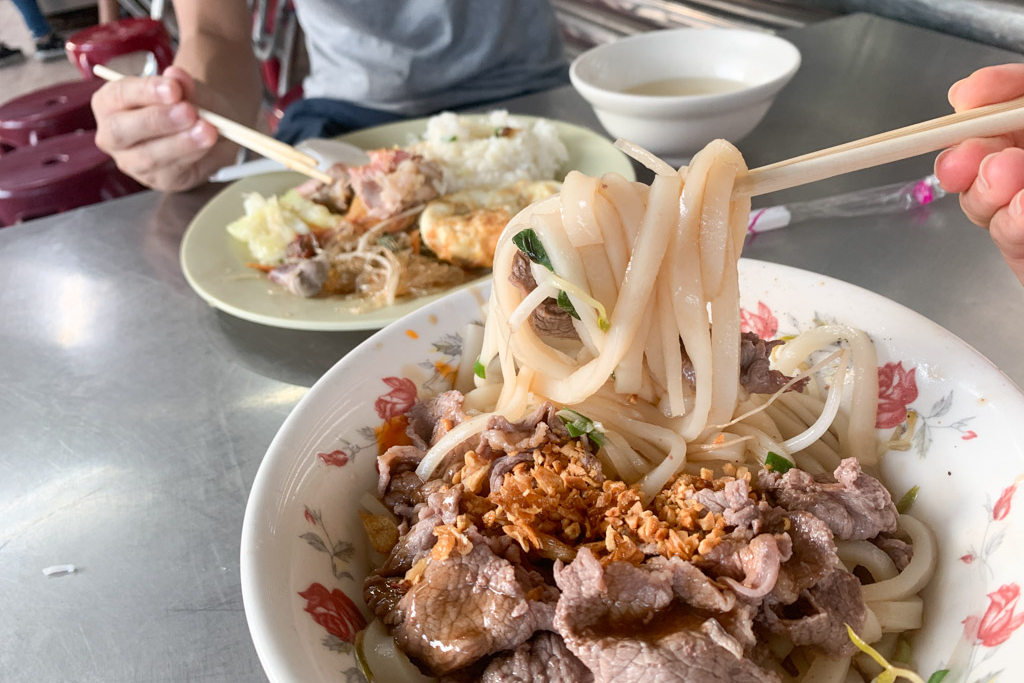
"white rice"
410,110,569,193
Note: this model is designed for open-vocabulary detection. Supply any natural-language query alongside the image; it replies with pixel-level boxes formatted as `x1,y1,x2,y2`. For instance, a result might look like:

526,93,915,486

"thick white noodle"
461,384,501,414
613,139,677,176
774,326,879,464
507,282,558,333
835,540,899,582
860,607,883,644
560,171,605,247
860,515,937,603
868,597,924,632
530,174,681,405
801,655,851,683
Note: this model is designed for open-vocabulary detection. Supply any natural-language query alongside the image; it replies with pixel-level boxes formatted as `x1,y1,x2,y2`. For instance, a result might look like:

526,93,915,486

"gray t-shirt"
294,0,568,114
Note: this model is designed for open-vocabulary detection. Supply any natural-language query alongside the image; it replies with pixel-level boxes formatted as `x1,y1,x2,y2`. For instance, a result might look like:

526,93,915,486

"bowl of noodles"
240,141,1024,683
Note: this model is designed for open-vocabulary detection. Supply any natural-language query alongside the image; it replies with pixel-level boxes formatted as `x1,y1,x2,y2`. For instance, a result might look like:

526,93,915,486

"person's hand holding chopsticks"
91,66,241,192
934,64,1024,286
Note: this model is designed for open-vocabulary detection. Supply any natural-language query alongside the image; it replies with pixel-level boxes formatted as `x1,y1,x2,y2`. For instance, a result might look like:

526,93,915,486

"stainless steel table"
2,13,1022,683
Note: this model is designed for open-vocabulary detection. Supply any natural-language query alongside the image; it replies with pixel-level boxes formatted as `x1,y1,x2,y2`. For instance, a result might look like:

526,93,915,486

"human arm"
933,64,1024,286
91,0,262,192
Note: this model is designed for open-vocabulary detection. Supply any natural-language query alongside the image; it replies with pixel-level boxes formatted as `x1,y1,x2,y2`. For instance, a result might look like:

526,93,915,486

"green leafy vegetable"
896,485,920,514
557,409,606,448
557,291,581,319
512,228,553,271
765,452,794,474
927,671,949,683
473,359,486,379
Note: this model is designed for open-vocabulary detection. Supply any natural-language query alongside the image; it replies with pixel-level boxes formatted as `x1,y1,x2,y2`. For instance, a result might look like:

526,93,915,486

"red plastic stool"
66,18,174,80
0,79,103,148
0,130,144,226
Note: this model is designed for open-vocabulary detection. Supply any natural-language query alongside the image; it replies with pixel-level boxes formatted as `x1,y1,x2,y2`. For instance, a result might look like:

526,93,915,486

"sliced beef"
759,458,898,541
720,533,792,601
759,568,867,658
770,511,838,605
364,507,441,625
531,300,580,339
646,556,737,613
509,250,539,293
479,632,594,683
695,535,753,581
481,403,571,455
377,445,425,498
554,550,779,683
509,251,579,340
393,531,555,675
739,332,805,394
488,452,535,494
364,483,464,624
406,390,468,449
875,535,913,572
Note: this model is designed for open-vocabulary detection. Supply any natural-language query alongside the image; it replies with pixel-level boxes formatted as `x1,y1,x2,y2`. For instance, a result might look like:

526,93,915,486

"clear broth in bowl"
622,76,747,96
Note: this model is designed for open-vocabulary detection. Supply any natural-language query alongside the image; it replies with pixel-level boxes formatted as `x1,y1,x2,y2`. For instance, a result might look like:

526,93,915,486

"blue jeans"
11,0,54,39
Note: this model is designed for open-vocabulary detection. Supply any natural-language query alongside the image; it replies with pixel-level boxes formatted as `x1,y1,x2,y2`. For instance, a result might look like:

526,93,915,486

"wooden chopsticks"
91,64,335,185
736,96,1024,197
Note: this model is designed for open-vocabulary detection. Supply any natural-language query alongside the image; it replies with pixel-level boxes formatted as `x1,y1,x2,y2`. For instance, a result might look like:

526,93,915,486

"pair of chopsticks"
737,95,1024,197
92,64,335,185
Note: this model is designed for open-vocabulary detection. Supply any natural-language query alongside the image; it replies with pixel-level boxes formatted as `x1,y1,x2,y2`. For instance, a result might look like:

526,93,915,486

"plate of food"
180,111,635,331
240,142,1024,683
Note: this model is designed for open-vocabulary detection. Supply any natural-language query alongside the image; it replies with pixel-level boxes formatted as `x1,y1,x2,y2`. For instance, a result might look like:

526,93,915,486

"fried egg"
419,180,561,268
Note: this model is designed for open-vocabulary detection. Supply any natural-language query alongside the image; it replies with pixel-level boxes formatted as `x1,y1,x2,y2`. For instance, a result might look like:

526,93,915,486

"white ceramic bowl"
570,28,801,158
241,259,1024,683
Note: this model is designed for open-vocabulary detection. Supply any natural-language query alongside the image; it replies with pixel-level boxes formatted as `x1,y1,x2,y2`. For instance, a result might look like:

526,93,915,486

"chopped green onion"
443,135,458,142
557,409,606,448
765,452,794,474
473,359,486,379
557,291,580,319
511,228,553,271
926,671,949,683
896,485,920,514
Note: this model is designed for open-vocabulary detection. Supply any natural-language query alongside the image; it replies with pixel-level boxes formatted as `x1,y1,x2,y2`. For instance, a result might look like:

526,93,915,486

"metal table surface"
2,13,1023,683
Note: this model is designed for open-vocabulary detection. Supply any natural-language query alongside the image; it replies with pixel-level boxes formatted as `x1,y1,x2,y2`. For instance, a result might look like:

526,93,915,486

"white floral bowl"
240,259,1024,683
